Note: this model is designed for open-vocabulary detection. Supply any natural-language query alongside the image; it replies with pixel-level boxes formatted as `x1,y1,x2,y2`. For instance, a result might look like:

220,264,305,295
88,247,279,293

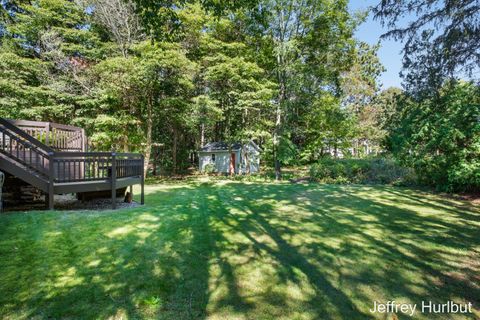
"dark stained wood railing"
0,118,144,209
52,152,143,183
7,119,86,152
0,119,52,177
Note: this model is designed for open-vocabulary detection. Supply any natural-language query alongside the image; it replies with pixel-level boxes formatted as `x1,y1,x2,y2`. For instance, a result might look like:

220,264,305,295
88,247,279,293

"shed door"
229,153,236,175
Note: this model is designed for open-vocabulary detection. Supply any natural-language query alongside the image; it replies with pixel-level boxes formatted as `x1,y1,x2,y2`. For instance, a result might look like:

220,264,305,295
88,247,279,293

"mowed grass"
0,181,479,320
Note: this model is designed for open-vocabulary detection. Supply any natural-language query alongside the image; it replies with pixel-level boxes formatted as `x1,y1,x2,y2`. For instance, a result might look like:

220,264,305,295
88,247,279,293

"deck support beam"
47,152,54,210
111,152,117,209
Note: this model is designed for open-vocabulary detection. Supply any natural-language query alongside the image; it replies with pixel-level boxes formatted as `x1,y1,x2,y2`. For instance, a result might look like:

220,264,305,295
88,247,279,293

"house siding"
238,144,260,174
199,141,261,174
199,151,240,173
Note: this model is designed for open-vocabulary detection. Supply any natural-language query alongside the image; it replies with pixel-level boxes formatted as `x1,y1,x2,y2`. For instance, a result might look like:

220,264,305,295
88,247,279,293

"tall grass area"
310,158,417,185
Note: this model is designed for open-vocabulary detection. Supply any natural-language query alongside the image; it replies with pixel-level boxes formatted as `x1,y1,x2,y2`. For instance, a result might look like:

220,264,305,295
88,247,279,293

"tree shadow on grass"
0,183,229,319
0,182,478,319
213,183,479,318
217,201,371,319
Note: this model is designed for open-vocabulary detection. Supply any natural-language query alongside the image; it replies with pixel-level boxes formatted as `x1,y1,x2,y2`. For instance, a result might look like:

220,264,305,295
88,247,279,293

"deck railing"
1,117,144,209
0,118,143,184
52,152,143,183
0,119,52,177
7,119,86,152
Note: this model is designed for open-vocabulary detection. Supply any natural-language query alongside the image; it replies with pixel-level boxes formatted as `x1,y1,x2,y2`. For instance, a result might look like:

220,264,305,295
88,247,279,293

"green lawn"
0,181,479,319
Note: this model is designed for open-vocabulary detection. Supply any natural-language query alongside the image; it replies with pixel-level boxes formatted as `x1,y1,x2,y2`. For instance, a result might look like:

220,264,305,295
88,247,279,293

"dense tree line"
385,82,480,191
0,0,478,191
0,0,379,174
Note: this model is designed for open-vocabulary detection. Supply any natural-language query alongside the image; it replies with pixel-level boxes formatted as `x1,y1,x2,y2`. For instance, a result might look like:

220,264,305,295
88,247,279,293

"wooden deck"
0,118,144,209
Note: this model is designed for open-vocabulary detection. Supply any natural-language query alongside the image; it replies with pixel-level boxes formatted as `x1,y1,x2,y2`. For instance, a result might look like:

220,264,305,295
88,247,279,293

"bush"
386,82,480,192
203,163,216,174
310,158,417,185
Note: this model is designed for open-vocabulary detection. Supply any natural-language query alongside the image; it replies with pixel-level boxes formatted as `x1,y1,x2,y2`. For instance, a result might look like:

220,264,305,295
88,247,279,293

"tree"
202,51,275,141
386,82,480,191
302,93,355,161
87,0,144,57
0,50,49,119
191,95,221,148
374,0,480,94
75,37,196,174
0,0,105,123
243,0,357,178
130,0,260,40
89,57,144,151
184,11,276,148
0,0,393,179
136,42,196,174
340,42,385,156
374,86,403,136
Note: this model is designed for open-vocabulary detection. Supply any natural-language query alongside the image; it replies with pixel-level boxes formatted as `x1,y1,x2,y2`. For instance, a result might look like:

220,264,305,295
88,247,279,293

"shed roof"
199,142,243,152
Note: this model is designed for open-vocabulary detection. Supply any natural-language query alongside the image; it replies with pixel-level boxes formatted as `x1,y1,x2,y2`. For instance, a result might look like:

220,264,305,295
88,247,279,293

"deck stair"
0,118,144,209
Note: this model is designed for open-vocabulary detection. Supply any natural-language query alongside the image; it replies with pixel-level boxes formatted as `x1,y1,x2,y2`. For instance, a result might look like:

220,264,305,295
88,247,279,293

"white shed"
198,141,261,174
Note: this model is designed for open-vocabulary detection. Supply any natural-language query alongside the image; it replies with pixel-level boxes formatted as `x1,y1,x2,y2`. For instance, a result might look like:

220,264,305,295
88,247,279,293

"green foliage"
203,163,216,174
0,51,47,118
310,158,417,186
6,0,103,58
5,0,478,195
340,42,386,155
0,0,379,179
374,0,480,94
387,82,480,191
301,93,355,162
262,134,299,166
130,0,259,41
198,30,276,144
0,0,105,123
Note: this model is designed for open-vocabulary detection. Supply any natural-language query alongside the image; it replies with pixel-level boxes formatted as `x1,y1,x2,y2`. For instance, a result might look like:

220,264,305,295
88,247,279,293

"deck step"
1,117,144,209
0,154,49,192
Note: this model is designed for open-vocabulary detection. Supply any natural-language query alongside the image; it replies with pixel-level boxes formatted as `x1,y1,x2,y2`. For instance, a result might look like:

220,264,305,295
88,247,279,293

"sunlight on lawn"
0,181,478,319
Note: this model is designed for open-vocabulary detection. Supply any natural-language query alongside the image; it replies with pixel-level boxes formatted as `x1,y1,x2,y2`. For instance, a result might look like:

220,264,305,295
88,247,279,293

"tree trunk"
172,126,178,175
274,69,285,179
122,132,129,152
228,145,234,176
272,6,290,181
244,146,251,175
152,148,158,176
274,77,285,180
200,123,205,147
143,97,153,175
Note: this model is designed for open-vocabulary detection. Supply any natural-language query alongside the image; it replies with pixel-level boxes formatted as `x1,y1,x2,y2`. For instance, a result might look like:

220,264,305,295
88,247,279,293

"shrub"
203,163,216,174
386,82,480,192
310,158,417,185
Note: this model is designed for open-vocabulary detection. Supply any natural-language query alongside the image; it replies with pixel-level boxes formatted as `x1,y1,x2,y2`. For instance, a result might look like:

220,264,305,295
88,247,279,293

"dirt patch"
2,194,140,212
443,192,480,206
55,194,141,211
289,176,311,184
460,193,480,205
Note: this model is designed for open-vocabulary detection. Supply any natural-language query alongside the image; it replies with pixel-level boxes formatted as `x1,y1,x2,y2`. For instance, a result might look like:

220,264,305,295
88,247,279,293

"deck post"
141,154,145,205
111,152,117,209
45,123,50,146
47,152,54,210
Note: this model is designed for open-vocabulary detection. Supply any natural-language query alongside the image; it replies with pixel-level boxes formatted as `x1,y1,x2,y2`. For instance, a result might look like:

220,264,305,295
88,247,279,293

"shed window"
211,154,216,162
